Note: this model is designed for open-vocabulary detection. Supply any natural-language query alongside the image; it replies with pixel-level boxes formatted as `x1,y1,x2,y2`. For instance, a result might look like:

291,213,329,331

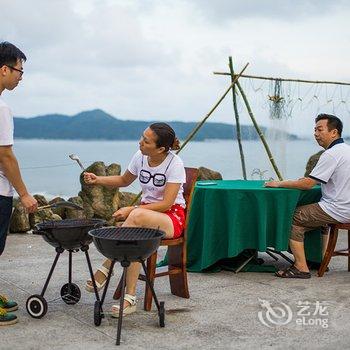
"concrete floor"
1,232,350,350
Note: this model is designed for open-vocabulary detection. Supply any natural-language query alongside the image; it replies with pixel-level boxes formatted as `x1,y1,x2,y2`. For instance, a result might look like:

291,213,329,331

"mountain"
14,109,298,141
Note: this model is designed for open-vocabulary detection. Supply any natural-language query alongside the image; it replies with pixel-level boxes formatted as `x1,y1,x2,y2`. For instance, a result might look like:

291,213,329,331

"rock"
12,197,20,207
79,162,120,220
66,196,86,220
51,214,62,221
28,194,59,228
198,167,222,180
29,209,61,229
9,201,30,233
119,191,140,208
304,150,324,177
49,196,67,219
107,218,118,226
34,194,48,206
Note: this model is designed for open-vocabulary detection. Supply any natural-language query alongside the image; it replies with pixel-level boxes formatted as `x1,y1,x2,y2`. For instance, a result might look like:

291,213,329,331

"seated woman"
84,122,186,316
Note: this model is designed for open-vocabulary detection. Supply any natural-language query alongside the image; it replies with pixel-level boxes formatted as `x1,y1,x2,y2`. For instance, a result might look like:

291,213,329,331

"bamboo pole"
176,62,249,154
129,63,249,205
229,56,247,180
213,72,350,86
235,80,284,181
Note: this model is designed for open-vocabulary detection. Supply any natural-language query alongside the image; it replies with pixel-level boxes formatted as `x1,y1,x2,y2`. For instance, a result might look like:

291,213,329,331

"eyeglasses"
139,169,166,187
6,65,24,76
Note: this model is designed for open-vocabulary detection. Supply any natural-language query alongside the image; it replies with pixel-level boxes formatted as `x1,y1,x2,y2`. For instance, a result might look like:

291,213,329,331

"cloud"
189,0,348,22
0,0,349,137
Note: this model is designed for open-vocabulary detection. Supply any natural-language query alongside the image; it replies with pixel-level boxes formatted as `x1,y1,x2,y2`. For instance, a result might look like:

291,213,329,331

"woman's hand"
112,206,135,221
84,172,98,185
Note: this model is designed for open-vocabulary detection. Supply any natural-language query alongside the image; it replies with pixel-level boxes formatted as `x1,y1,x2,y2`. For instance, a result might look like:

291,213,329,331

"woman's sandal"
275,265,311,279
111,294,137,318
85,265,114,292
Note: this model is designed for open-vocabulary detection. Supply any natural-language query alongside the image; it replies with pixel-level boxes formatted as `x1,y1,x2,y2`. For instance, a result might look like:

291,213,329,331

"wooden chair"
113,167,199,311
318,223,350,277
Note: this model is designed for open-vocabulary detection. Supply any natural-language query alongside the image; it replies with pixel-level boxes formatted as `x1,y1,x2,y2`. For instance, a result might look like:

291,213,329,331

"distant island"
14,109,298,141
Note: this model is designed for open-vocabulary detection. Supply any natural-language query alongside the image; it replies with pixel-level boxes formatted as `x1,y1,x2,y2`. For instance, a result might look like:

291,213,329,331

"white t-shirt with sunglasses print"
128,150,186,207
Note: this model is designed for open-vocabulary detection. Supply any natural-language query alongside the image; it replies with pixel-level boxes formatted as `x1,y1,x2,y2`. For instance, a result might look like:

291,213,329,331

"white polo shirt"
128,150,186,207
309,139,350,222
0,97,14,197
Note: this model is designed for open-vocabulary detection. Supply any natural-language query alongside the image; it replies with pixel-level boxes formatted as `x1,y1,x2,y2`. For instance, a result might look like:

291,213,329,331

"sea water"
14,139,321,199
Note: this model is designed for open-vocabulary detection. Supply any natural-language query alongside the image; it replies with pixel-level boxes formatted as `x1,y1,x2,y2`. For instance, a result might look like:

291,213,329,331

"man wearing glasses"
0,42,38,325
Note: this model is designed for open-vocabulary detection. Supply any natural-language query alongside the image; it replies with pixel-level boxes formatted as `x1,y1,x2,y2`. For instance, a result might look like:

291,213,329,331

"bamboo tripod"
175,58,285,181
129,56,350,206
129,59,290,206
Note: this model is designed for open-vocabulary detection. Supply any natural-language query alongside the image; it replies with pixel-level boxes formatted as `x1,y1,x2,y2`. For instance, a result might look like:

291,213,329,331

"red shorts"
141,202,186,239
164,204,186,239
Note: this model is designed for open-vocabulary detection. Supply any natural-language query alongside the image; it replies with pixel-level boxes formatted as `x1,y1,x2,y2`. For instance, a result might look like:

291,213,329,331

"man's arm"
0,145,37,212
264,177,317,190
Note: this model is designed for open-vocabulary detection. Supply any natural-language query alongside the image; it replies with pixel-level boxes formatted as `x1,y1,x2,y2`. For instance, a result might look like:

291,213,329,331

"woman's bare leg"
121,208,174,305
86,259,112,288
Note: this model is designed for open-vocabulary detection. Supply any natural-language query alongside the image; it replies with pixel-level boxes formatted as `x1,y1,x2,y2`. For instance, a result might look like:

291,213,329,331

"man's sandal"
275,265,311,279
85,266,114,292
0,295,18,312
111,294,137,318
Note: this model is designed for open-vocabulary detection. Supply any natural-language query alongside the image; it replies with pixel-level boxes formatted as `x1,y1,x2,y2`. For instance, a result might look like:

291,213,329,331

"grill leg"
41,248,63,297
348,230,350,272
116,264,129,346
82,246,101,302
100,260,116,306
68,250,73,284
140,260,161,312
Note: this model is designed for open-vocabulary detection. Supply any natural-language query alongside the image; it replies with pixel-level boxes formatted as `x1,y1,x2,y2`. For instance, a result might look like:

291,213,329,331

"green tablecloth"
186,180,322,272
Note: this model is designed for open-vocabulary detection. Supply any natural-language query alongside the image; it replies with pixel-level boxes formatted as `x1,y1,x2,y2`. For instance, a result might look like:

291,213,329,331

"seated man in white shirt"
265,114,350,278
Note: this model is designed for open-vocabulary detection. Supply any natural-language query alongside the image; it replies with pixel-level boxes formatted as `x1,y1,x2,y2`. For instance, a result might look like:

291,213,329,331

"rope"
21,160,106,170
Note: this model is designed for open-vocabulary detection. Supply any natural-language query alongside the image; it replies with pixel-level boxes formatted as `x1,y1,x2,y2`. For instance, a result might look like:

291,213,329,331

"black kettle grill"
26,218,105,319
88,226,165,346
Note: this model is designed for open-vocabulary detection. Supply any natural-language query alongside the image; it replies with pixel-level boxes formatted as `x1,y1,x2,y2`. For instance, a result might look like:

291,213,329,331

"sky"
1,0,350,135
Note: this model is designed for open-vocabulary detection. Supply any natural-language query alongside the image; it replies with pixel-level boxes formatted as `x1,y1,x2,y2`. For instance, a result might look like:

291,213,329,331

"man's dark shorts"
0,195,13,256
291,203,339,242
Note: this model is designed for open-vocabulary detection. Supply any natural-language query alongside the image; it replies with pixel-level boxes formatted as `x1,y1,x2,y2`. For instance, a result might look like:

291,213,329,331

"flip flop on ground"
275,265,311,279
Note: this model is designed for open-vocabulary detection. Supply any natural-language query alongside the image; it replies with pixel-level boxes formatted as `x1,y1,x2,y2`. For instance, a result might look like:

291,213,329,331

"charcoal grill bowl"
88,227,165,262
34,219,106,250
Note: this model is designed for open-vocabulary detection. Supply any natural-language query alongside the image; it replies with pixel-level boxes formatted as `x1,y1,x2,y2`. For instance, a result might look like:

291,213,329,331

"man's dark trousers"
0,195,13,256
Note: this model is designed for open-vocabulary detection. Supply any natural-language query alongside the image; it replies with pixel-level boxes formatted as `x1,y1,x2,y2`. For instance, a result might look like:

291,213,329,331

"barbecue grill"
88,226,165,346
26,218,106,319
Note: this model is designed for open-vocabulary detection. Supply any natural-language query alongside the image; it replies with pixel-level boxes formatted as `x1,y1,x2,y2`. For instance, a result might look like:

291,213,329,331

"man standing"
265,114,350,278
0,42,37,325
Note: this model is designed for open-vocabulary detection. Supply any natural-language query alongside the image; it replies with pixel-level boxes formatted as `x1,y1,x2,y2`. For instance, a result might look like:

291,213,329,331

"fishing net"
225,77,350,181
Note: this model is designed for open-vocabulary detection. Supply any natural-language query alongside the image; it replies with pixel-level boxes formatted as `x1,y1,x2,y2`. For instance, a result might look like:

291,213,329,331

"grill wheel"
60,283,81,305
26,295,48,319
159,301,165,327
94,300,102,326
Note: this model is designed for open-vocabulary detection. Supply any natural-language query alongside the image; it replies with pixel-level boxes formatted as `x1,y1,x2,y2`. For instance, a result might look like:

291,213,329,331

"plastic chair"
113,167,199,311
